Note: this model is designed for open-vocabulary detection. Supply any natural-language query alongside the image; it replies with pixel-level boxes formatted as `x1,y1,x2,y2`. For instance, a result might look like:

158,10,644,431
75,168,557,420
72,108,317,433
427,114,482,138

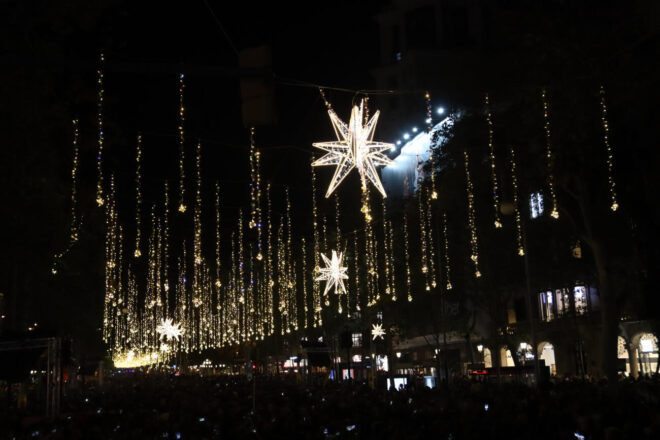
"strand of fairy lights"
163,181,171,304
404,213,412,302
353,236,361,311
442,212,452,290
541,89,559,219
510,147,525,256
52,119,81,274
388,216,397,301
301,237,308,327
418,189,430,291
599,85,619,211
266,183,275,333
485,94,502,228
96,52,105,207
425,92,438,199
463,151,482,278
70,118,80,242
249,127,264,260
193,141,202,266
286,188,297,331
425,187,437,288
310,166,322,325
381,200,393,300
134,134,143,257
215,182,222,288
276,214,287,333
178,73,187,213
335,193,344,314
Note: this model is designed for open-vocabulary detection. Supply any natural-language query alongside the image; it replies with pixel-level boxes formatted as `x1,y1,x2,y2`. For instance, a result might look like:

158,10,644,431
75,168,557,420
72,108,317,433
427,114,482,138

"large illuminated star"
156,318,183,342
313,100,395,198
371,323,385,340
315,250,349,296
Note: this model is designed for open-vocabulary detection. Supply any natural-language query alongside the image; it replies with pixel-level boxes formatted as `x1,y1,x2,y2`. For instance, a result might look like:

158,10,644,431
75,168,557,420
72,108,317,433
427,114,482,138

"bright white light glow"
396,140,401,145
530,191,544,219
315,250,349,296
412,127,418,133
312,100,395,198
403,133,410,140
371,323,385,340
436,107,445,115
156,318,183,342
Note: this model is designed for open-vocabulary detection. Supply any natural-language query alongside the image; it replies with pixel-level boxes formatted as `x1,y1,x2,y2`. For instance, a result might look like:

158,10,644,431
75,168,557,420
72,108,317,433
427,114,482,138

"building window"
352,333,363,348
530,192,544,219
555,288,570,317
539,291,554,321
574,286,588,315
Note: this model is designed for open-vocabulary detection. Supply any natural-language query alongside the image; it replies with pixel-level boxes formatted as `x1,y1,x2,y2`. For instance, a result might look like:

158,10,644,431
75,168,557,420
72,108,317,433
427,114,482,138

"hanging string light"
599,85,619,211
249,127,263,261
425,91,433,132
425,91,438,199
404,213,412,302
178,73,187,213
266,183,275,334
310,165,322,325
96,52,105,207
301,237,309,327
418,189,430,291
163,181,170,297
485,94,502,228
134,134,143,257
463,151,482,278
510,146,525,256
215,181,222,288
442,212,452,290
193,141,203,266
353,236,361,311
425,187,437,288
70,118,80,242
541,89,559,219
388,217,397,301
381,200,394,300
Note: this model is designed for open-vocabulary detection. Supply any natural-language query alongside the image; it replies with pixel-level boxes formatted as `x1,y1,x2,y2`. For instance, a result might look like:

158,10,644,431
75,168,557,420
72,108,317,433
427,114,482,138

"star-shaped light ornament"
156,318,183,342
371,323,385,340
313,100,395,198
315,250,349,296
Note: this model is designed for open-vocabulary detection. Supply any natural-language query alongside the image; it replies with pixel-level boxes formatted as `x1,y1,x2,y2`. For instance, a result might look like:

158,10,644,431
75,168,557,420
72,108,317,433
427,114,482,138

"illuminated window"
555,288,570,316
352,333,363,347
483,348,492,368
574,286,588,315
539,291,555,321
530,192,544,219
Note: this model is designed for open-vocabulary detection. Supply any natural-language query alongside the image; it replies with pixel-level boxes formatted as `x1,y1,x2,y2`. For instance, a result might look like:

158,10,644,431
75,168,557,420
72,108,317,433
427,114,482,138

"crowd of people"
2,373,660,439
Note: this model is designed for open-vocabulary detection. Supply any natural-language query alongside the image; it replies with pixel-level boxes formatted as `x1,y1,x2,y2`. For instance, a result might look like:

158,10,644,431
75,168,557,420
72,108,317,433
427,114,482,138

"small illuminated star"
156,318,183,342
371,323,385,340
313,100,395,198
315,250,349,296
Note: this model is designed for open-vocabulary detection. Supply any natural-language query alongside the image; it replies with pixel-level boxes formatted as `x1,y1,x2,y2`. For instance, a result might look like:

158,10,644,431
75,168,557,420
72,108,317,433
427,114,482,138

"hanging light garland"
353,235,361,311
418,189,430,291
510,146,525,256
425,91,438,199
178,73,187,213
541,89,559,219
70,118,80,242
249,127,264,260
442,212,452,290
599,85,619,211
404,213,412,302
215,182,222,288
134,134,143,257
163,181,171,296
310,164,322,325
463,151,482,278
96,52,105,207
266,183,275,333
301,237,309,326
193,141,203,266
485,94,502,228
425,187,437,288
